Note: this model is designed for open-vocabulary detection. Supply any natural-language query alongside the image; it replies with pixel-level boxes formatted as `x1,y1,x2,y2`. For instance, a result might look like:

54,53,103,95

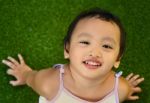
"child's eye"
102,44,113,49
79,41,90,45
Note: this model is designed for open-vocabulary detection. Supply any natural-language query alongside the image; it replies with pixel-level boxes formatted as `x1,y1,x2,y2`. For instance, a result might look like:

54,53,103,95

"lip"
82,58,102,70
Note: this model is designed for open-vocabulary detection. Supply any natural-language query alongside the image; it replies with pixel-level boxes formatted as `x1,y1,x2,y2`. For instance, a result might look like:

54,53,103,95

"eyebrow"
77,33,92,38
77,33,116,44
102,37,116,44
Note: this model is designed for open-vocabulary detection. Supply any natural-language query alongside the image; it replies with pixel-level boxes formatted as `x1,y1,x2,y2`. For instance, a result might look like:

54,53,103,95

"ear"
114,61,120,69
64,44,70,59
64,49,69,59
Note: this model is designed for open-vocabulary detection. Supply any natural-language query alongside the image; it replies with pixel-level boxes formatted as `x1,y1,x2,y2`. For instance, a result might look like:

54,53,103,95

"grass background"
0,0,150,103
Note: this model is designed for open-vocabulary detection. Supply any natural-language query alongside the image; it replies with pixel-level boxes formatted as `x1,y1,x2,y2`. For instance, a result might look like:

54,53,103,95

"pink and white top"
39,64,122,103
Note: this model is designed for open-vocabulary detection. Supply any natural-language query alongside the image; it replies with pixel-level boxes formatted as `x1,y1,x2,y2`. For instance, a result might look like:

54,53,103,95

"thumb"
9,80,20,86
128,96,139,100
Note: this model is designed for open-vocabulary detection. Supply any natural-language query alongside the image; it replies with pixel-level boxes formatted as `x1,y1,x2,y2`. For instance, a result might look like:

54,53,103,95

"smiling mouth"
83,60,102,69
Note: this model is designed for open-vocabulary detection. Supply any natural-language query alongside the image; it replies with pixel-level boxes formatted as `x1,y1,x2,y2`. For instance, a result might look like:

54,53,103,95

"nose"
89,47,102,58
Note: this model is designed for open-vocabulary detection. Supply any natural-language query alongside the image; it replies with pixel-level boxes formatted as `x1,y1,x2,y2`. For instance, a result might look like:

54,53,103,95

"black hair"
64,8,126,60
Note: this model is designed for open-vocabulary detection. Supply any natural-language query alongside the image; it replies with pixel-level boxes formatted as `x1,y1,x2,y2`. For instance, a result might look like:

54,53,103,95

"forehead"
71,17,120,42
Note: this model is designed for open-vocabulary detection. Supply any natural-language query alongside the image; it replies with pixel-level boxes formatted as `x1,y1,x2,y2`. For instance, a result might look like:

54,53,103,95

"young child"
2,8,144,103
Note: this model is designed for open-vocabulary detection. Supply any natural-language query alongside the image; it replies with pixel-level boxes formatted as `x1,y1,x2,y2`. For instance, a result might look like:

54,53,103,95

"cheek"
103,60,115,72
69,45,89,63
69,45,81,59
104,52,118,66
70,44,86,55
109,46,120,61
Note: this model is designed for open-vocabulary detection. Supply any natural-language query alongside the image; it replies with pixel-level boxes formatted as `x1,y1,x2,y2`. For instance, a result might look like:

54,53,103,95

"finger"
2,60,16,69
130,74,140,83
135,78,144,85
126,73,134,80
132,78,144,86
133,87,142,93
7,69,16,76
18,54,25,64
128,96,139,100
9,80,20,86
7,56,19,66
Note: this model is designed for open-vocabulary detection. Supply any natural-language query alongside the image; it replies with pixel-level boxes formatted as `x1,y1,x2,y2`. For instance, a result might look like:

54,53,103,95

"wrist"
25,70,37,86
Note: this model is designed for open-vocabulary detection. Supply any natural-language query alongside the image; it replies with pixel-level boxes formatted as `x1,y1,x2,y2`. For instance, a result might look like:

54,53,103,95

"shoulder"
118,76,130,102
35,67,60,100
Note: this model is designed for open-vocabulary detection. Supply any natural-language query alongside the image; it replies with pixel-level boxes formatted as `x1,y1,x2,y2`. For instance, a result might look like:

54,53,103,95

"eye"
79,41,90,45
103,44,113,49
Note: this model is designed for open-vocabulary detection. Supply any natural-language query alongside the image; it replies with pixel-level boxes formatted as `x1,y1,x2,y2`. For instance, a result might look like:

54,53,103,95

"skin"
2,17,144,102
64,17,128,102
126,73,144,100
65,17,120,79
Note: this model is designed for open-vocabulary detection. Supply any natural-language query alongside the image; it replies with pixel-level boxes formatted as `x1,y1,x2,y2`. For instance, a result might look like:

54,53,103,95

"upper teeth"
85,61,100,66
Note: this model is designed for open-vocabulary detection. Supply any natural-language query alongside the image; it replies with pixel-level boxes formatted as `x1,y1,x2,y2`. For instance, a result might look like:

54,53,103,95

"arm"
2,54,59,99
118,77,130,102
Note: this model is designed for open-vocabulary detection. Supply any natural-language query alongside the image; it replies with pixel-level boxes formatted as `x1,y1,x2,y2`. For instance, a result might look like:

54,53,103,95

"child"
2,8,144,103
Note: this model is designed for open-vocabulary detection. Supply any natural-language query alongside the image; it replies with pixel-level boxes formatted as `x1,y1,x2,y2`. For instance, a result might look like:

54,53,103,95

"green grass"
0,0,150,103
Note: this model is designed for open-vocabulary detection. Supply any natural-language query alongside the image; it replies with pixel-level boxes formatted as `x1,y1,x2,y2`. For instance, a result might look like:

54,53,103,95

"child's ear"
64,50,69,59
64,44,70,59
114,61,120,69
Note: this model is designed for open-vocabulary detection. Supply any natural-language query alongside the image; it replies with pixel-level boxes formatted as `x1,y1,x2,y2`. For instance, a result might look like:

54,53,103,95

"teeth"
85,61,100,66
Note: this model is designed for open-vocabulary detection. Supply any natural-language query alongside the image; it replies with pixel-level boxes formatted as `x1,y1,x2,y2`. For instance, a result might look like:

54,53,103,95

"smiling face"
64,17,121,79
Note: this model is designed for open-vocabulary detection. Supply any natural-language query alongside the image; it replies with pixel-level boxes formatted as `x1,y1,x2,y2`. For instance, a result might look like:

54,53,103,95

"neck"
67,64,112,90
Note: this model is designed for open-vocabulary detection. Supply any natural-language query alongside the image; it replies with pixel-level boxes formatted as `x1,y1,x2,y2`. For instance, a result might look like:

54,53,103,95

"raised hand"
2,54,32,86
126,73,144,100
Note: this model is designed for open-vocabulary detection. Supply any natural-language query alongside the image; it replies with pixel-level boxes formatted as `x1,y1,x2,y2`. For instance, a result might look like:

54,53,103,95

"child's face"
64,17,121,79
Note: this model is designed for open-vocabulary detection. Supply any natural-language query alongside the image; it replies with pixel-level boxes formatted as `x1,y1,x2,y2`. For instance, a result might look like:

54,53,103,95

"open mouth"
83,60,102,69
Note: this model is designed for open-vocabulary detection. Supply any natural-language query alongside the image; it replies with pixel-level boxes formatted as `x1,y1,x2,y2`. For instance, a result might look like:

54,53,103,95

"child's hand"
2,54,32,86
126,73,144,100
